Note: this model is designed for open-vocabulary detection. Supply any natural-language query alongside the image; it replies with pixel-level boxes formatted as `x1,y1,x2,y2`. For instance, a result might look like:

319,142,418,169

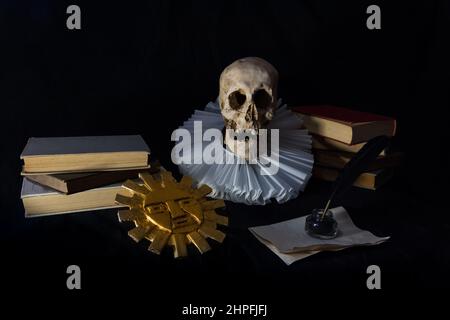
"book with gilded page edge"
25,164,160,194
20,171,161,217
21,135,150,174
312,135,388,156
293,105,396,145
20,178,133,217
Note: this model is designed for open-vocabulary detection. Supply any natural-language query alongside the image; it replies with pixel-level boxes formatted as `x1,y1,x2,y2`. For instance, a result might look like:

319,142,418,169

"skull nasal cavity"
253,89,272,109
229,90,246,109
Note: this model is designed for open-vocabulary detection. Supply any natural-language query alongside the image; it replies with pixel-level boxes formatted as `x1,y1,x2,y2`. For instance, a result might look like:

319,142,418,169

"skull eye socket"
228,90,246,110
253,89,272,109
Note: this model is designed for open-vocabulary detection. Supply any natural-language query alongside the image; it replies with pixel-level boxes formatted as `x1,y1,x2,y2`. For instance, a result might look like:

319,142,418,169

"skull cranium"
219,57,278,159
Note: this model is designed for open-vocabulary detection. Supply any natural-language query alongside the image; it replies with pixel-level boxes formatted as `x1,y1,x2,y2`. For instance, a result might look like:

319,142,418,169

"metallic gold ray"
122,179,149,196
128,225,152,242
139,172,160,191
148,230,171,254
187,231,211,254
160,171,177,188
145,227,160,242
170,234,188,258
198,226,226,243
204,210,229,226
115,194,134,207
202,220,217,230
201,199,226,210
115,193,142,209
117,209,136,222
193,185,212,198
179,175,193,189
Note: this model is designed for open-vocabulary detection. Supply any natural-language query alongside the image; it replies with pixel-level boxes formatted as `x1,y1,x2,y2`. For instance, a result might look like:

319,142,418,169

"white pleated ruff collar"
174,100,314,205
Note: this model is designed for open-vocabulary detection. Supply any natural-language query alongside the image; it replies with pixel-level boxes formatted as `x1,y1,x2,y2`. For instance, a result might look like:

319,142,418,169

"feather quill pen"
321,135,391,219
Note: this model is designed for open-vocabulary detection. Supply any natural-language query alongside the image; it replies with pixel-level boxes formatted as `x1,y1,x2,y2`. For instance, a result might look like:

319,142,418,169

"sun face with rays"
115,170,228,258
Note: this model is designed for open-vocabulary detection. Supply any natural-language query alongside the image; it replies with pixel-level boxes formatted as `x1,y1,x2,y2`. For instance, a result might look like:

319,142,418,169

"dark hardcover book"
21,135,151,174
25,164,160,194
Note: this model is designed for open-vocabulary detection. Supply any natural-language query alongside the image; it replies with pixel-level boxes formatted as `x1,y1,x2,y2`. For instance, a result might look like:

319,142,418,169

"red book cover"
293,105,395,125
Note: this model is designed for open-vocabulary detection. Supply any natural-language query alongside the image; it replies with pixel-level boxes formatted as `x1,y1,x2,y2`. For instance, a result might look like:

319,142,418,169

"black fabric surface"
1,0,450,301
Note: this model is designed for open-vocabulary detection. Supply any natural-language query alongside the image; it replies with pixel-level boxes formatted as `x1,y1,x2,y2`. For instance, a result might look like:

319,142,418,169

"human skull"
219,57,278,160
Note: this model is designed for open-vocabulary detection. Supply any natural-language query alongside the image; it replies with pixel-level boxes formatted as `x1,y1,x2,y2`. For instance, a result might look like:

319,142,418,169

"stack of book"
293,105,400,190
20,135,157,217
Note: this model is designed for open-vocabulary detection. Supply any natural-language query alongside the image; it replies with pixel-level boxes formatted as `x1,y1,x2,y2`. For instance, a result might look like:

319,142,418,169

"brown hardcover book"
312,135,387,156
314,150,402,171
293,105,396,145
313,166,393,190
21,135,151,174
25,165,160,195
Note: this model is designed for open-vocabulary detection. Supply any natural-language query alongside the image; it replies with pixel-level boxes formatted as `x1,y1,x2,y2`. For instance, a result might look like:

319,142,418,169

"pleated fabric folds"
175,100,314,205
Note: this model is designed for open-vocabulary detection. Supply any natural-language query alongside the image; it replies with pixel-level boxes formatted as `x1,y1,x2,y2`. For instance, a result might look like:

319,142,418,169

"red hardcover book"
293,105,396,144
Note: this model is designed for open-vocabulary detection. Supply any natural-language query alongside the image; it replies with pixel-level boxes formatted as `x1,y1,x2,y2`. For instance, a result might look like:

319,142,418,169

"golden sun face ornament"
115,171,228,258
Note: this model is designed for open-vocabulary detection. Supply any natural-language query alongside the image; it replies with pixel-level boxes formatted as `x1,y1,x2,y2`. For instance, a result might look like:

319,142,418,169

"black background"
1,0,450,306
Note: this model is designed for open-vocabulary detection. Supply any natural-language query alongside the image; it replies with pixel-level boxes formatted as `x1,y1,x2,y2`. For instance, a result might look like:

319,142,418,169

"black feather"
325,135,391,207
